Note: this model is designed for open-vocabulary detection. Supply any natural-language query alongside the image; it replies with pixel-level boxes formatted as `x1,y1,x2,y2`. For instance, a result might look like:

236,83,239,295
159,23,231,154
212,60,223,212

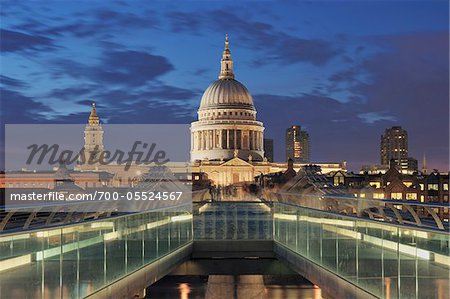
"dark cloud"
48,86,96,99
194,68,209,76
1,89,52,123
164,9,339,66
30,8,159,38
166,12,202,33
50,50,174,87
0,75,29,88
138,85,200,101
273,35,340,65
0,29,54,52
207,10,339,66
95,50,173,86
105,99,195,124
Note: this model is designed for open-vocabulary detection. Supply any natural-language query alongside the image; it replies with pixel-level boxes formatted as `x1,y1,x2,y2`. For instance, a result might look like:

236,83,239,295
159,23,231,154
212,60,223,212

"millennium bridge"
0,190,449,299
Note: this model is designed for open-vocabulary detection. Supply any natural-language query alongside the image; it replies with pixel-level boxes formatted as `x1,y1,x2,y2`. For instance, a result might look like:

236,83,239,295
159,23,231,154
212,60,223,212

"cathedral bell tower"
82,102,104,163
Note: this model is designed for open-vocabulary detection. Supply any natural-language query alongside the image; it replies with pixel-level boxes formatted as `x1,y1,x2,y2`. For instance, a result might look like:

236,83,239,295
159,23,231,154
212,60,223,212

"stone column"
237,275,265,299
205,276,235,299
260,132,264,151
256,131,260,150
203,131,207,150
210,130,213,149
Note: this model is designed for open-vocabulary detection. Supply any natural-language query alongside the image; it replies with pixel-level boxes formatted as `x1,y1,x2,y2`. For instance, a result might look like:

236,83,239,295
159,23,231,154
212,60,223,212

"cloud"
95,50,174,86
358,112,397,124
166,11,202,33
138,85,200,101
206,10,340,66
18,8,160,38
1,89,52,123
163,8,340,66
0,29,54,52
0,75,29,88
50,49,174,87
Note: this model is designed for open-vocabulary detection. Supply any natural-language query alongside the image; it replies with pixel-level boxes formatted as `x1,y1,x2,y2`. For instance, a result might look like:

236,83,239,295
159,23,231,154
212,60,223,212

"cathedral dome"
199,79,255,110
190,35,265,163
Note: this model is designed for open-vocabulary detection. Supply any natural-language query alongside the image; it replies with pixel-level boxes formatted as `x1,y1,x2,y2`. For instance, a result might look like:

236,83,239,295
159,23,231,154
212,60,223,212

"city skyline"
1,1,449,171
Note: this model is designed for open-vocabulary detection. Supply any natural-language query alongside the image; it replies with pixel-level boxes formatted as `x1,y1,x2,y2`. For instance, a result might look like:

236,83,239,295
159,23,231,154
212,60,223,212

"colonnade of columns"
192,129,263,151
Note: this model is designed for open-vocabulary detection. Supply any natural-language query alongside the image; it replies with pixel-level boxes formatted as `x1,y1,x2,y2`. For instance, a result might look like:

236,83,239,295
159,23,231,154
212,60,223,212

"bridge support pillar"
205,275,265,299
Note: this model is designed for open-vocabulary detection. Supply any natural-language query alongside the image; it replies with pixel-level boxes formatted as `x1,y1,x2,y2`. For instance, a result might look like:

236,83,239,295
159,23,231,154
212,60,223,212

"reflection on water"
147,275,325,299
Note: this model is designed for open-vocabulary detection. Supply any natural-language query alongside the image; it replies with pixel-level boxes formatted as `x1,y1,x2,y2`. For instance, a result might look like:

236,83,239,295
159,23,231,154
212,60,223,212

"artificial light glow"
103,231,119,241
91,222,114,229
171,215,193,222
0,254,32,272
273,213,296,221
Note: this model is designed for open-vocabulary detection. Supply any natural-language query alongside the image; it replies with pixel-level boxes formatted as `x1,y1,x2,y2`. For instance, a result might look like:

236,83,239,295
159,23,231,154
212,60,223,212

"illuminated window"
443,183,449,191
419,184,424,191
333,175,344,186
391,193,403,200
420,195,425,202
403,182,412,187
360,193,366,198
406,193,417,200
370,182,381,188
428,184,439,191
373,193,384,199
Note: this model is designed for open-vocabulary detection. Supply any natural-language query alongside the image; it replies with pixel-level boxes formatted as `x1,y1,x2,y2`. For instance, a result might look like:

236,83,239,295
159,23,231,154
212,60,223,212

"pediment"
221,157,253,167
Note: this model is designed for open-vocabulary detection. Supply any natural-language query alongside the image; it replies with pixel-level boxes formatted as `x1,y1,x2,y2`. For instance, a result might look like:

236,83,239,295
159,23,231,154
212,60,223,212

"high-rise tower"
285,125,310,163
380,126,417,172
380,126,408,165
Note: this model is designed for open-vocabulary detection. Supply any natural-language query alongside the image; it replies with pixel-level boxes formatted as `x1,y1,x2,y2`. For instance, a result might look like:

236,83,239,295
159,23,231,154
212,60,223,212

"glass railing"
193,201,272,240
273,202,450,299
0,204,193,299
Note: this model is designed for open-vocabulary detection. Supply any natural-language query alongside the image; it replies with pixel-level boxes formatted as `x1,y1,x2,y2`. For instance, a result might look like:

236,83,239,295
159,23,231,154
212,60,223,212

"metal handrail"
263,191,449,231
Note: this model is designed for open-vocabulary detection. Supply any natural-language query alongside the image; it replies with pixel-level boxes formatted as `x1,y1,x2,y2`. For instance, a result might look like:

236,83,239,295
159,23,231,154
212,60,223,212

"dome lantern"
219,34,234,80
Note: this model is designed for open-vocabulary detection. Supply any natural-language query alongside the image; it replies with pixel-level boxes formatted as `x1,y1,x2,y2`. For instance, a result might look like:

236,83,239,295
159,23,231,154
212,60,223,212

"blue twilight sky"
0,0,449,171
